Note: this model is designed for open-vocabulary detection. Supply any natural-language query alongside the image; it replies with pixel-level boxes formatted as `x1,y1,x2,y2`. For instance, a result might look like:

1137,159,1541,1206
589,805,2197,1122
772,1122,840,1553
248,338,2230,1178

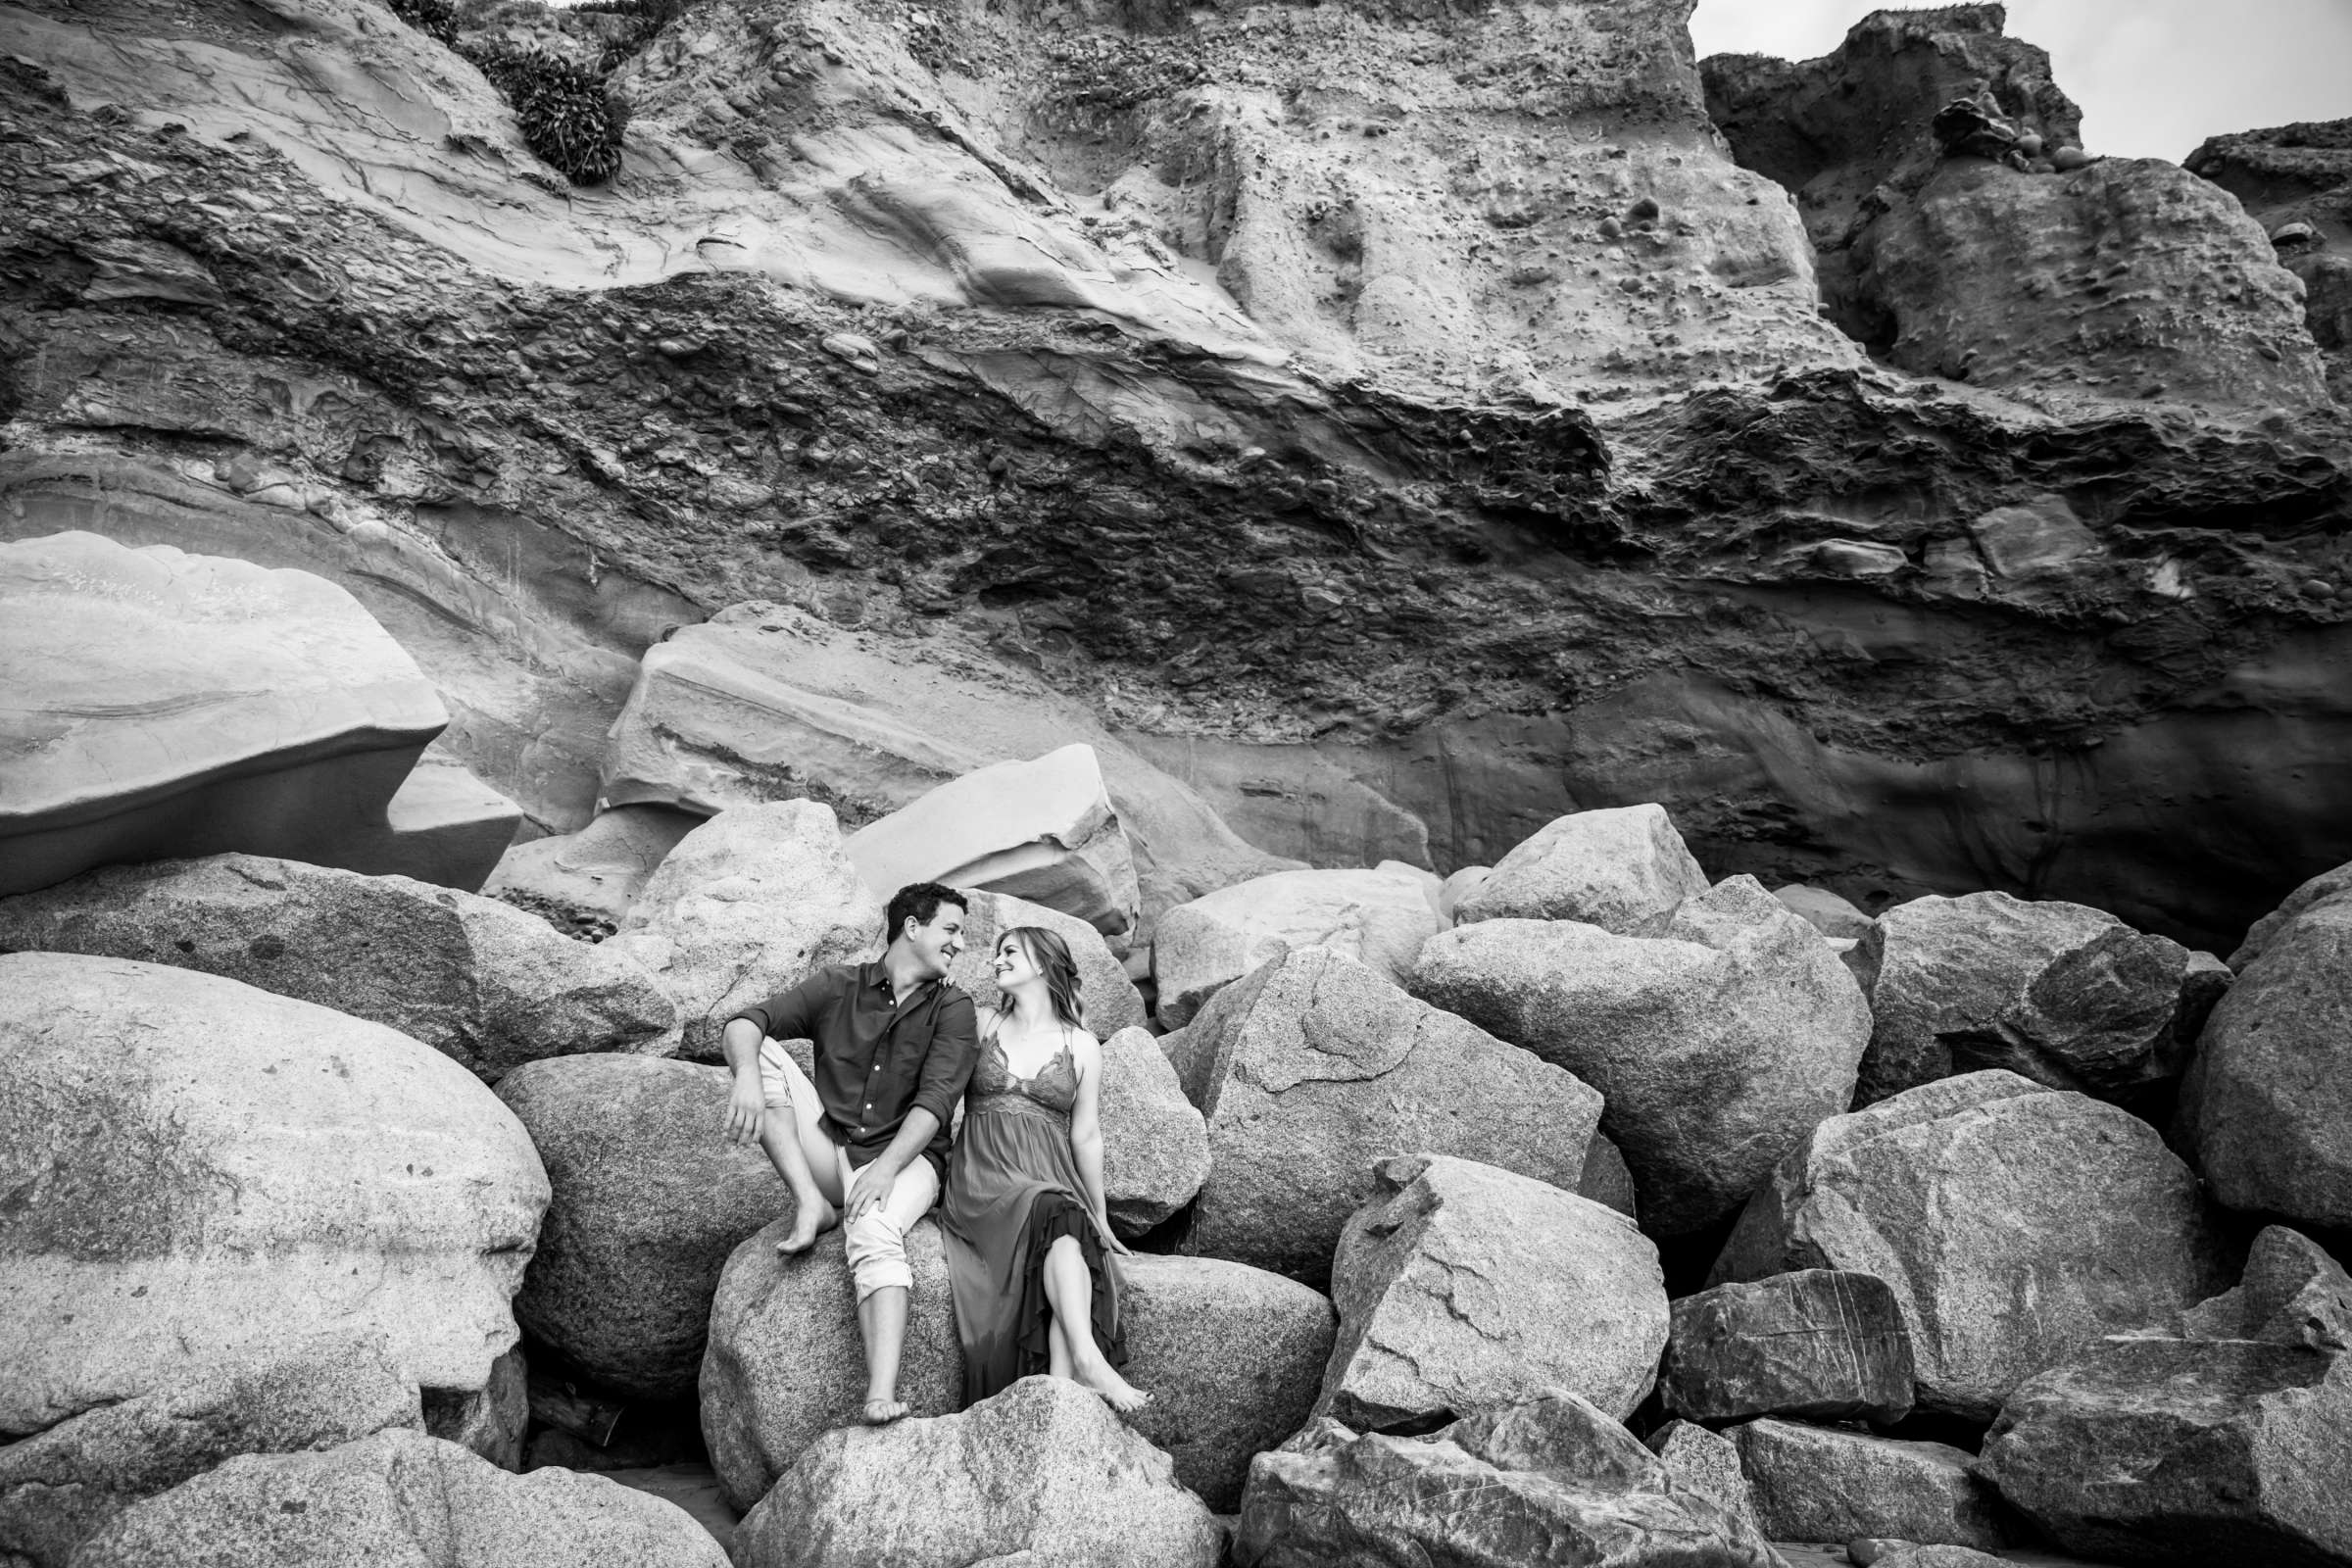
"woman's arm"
1066,1032,1129,1253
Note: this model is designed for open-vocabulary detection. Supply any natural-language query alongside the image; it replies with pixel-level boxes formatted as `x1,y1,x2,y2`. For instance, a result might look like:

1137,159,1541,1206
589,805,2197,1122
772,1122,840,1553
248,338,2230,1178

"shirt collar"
862,961,931,997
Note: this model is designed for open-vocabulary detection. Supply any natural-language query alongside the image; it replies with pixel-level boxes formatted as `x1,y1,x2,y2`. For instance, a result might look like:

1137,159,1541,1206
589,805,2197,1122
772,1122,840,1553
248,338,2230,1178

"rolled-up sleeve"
729,969,834,1043
910,990,980,1127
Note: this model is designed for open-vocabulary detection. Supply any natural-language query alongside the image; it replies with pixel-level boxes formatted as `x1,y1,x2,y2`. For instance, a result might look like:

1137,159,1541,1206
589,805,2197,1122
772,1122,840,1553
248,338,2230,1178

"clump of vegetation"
388,0,459,47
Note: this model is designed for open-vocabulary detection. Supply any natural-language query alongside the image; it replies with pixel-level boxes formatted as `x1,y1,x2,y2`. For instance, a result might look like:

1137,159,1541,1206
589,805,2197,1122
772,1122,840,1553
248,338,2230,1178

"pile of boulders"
12,547,2352,1566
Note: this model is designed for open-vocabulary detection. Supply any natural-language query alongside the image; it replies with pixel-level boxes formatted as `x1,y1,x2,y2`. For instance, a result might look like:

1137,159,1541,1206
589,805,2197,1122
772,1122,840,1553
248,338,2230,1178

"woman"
940,924,1150,1413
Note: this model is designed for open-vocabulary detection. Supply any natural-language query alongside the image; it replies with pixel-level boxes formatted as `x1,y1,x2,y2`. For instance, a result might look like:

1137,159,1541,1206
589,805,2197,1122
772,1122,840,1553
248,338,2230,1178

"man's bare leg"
1042,1235,1149,1413
758,1117,839,1254
859,1286,910,1423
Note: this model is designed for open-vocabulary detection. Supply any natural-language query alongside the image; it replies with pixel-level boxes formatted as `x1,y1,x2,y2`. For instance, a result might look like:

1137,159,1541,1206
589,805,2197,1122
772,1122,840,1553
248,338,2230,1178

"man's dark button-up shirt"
730,962,978,1183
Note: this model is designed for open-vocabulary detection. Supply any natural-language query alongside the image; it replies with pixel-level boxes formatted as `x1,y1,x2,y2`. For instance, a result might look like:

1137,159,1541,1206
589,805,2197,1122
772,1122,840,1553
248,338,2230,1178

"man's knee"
844,1209,913,1301
757,1041,811,1112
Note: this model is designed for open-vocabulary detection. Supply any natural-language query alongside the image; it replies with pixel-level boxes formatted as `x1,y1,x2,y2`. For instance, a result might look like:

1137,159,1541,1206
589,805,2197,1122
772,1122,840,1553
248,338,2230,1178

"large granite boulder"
0,953,548,1436
1119,1254,1335,1511
1642,1421,1769,1545
1451,803,1709,932
606,800,881,1058
2179,884,2352,1229
0,531,448,897
1412,876,1869,1235
950,885,1146,1034
1319,1155,1668,1428
0,1333,420,1568
495,1055,791,1400
1852,889,2220,1105
69,1427,728,1568
734,1375,1222,1568
1733,1419,2006,1551
2228,858,2352,969
1099,1025,1211,1236
1235,1393,1782,1567
1712,1069,2235,1420
1660,1269,1915,1425
844,744,1141,942
1151,861,1444,1027
0,854,675,1083
483,804,703,933
699,1218,962,1511
1176,947,1600,1286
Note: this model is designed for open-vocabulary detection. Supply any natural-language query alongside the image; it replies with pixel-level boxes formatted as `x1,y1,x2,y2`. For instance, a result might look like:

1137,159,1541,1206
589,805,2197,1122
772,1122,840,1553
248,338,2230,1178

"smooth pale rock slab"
699,1219,962,1511
1436,864,1490,924
2179,889,2352,1229
1773,883,1875,941
844,744,1141,942
1177,947,1600,1286
607,800,881,1058
1980,1337,2352,1567
735,1375,1221,1568
1452,803,1708,931
483,804,703,932
1150,861,1444,1027
1412,876,1870,1235
1734,1419,2005,1551
1643,1420,1768,1545
1320,1154,1668,1428
1851,890,2209,1105
0,531,448,897
1660,1270,1915,1425
1712,1070,2234,1421
1235,1393,1782,1568
496,1056,791,1401
0,853,675,1083
1099,1026,1211,1236
0,953,549,1436
1083,1254,1335,1511
328,745,523,893
951,885,1146,1035
0,1333,420,1568
70,1428,728,1568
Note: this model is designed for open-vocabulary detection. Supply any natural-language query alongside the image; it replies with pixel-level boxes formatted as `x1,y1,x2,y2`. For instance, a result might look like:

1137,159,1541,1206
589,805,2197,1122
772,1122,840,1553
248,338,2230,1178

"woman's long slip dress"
939,1021,1127,1402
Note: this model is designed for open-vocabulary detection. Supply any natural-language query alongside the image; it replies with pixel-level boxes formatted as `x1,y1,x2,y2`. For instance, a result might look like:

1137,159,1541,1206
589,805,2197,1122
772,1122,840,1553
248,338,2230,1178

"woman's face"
992,935,1039,988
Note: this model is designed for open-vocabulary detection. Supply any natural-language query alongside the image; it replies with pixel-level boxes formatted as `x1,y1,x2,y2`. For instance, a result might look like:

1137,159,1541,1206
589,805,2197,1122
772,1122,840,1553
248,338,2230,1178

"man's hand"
723,1069,765,1147
846,1157,899,1224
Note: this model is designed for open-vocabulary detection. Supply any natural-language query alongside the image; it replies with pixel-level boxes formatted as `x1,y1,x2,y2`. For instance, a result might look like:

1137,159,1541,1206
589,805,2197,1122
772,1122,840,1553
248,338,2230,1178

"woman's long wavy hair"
1001,925,1085,1031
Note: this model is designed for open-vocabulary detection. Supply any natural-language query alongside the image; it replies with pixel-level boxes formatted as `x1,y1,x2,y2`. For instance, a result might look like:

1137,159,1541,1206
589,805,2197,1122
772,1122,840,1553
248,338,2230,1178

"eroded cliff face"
1,0,2347,950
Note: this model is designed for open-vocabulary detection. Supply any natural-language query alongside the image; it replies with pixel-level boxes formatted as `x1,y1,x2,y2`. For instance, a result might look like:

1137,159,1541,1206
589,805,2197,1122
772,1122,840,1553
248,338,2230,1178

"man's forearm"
720,1017,764,1076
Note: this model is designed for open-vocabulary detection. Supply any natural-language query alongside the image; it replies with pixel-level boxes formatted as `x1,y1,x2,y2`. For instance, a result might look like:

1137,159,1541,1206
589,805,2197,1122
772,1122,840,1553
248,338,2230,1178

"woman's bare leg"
1041,1234,1149,1412
1047,1315,1074,1381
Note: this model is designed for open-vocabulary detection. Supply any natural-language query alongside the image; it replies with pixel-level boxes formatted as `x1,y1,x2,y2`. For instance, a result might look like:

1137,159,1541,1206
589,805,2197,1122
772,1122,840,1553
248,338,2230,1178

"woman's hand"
1098,1212,1132,1254
724,1069,765,1146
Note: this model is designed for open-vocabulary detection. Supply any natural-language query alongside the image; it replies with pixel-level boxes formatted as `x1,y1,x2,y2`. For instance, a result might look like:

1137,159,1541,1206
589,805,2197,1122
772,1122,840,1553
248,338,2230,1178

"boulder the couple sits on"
719,882,1150,1424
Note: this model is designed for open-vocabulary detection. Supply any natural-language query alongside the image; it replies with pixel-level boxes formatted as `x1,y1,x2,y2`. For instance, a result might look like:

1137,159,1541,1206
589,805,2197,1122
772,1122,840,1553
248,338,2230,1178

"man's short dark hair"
884,882,968,944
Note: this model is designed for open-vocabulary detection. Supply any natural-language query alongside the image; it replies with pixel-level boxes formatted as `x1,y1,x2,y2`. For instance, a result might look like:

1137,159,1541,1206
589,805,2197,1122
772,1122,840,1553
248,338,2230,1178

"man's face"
900,905,964,980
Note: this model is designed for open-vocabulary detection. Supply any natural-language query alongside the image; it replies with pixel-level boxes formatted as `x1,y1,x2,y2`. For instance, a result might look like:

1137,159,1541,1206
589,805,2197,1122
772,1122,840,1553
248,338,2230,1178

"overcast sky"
1690,0,2352,164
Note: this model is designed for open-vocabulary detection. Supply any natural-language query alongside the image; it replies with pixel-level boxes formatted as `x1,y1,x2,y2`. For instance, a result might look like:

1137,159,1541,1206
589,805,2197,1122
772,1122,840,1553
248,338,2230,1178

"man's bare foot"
1075,1360,1152,1415
776,1199,836,1255
861,1397,907,1424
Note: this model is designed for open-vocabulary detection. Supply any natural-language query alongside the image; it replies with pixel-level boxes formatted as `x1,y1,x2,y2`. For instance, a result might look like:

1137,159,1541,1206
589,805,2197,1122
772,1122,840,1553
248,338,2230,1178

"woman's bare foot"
1074,1358,1152,1415
776,1198,836,1255
861,1396,907,1424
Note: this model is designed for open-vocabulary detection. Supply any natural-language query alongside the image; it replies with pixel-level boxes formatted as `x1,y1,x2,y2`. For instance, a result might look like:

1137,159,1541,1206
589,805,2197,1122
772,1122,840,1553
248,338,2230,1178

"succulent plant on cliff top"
388,0,460,47
461,40,626,185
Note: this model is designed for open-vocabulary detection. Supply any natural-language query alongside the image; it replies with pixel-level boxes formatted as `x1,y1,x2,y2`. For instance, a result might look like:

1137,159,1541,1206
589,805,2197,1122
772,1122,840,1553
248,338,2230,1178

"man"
720,882,979,1425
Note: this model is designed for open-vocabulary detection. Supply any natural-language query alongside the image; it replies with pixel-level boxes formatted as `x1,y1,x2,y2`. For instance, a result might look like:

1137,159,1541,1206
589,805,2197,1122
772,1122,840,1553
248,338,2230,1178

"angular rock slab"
1176,946,1600,1286
1981,1336,2352,1567
0,953,549,1435
0,1332,420,1568
1151,860,1444,1027
2230,857,2352,969
0,531,448,897
328,743,523,893
2180,887,2352,1229
1451,802,1708,932
607,800,881,1058
2178,1224,2352,1349
1851,889,2209,1105
1320,1154,1668,1428
1660,1269,1915,1425
1733,1418,2005,1551
1773,883,1875,941
951,884,1146,1035
70,1427,728,1568
736,1375,1222,1568
0,853,675,1083
1413,876,1869,1235
699,1218,963,1511
483,804,703,932
496,1055,792,1401
426,1345,526,1473
1235,1393,1782,1568
1642,1420,1767,1544
1118,1253,1335,1511
1099,1026,1211,1236
845,743,1142,943
1712,1070,2234,1421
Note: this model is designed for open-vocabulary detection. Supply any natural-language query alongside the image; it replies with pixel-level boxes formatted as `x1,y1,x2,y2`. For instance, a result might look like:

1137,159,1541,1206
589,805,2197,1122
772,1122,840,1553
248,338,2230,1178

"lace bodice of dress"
970,1026,1080,1114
